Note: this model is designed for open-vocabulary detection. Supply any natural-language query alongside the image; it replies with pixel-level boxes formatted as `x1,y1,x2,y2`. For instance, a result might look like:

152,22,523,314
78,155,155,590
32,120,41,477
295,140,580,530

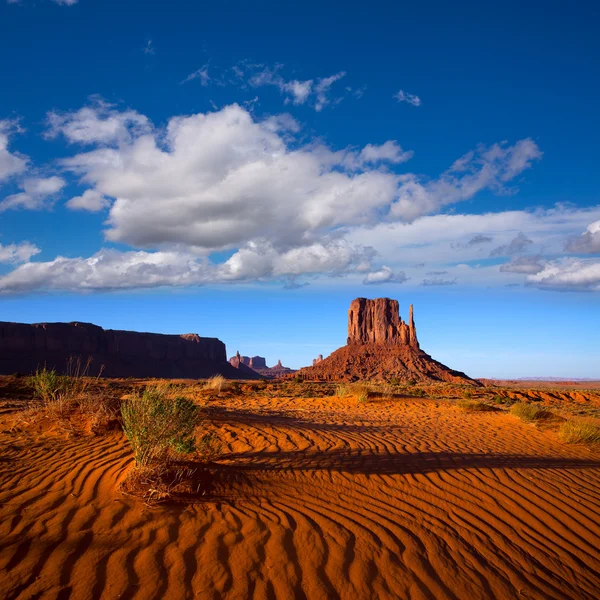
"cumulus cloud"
66,189,110,212
566,220,600,254
0,241,40,264
490,232,533,257
359,141,413,164
362,266,408,285
0,176,66,212
394,90,421,106
0,241,373,294
45,99,151,146
527,259,600,292
499,255,544,274
390,139,542,221
0,120,28,184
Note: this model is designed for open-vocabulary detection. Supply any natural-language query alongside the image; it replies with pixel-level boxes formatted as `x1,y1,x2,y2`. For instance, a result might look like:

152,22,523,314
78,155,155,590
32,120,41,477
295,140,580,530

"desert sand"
2,378,600,600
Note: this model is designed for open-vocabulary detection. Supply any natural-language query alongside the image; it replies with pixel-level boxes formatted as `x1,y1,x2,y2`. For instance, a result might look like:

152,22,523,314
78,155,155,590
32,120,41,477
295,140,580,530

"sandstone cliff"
300,298,475,384
0,321,260,380
229,352,296,379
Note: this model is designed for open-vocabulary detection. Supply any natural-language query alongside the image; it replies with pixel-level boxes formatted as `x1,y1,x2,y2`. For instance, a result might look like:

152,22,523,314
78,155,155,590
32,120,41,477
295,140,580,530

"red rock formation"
300,298,475,384
0,321,260,380
347,298,418,348
228,353,297,379
312,354,324,366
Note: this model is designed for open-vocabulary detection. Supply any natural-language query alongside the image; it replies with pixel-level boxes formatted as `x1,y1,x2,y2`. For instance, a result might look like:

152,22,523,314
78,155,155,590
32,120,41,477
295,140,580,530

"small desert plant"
406,379,416,386
462,389,473,399
29,367,72,404
336,384,351,398
410,388,427,398
351,382,372,403
558,420,600,444
492,395,505,404
457,400,495,412
205,374,227,393
121,386,200,467
510,402,550,422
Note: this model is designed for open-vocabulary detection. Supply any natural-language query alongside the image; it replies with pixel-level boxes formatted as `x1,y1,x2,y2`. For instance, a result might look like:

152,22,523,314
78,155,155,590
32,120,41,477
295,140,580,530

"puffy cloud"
66,189,110,212
500,255,544,274
363,266,408,285
390,139,542,221
527,259,600,292
0,176,66,212
0,241,40,264
490,232,533,257
359,141,413,164
0,241,374,294
566,220,600,254
45,99,151,146
0,120,28,184
394,90,421,106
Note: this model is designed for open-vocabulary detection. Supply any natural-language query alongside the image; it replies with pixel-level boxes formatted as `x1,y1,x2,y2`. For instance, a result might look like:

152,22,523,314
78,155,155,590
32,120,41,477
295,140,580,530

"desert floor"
1,378,600,600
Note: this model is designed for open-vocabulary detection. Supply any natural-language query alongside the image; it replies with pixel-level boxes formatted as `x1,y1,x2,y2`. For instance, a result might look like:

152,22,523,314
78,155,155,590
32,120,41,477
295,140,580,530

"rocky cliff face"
0,321,258,379
347,298,418,348
229,352,296,379
300,298,475,384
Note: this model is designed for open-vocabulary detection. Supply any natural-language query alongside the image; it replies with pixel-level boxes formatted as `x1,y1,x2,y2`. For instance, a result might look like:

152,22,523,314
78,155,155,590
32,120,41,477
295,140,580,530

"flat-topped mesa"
347,297,418,348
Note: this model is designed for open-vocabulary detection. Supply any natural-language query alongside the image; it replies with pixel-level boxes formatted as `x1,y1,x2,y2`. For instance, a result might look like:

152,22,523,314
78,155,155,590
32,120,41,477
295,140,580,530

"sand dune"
2,393,600,599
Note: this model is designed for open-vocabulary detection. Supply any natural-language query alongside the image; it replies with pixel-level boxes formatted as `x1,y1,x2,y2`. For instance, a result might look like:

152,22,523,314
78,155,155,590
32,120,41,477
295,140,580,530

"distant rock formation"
313,354,324,366
229,352,296,378
0,321,261,380
299,298,476,384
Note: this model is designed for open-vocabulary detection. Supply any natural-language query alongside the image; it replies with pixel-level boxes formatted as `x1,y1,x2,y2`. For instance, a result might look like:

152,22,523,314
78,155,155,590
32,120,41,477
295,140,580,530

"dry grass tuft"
457,400,495,412
510,402,552,422
205,374,228,393
558,419,600,444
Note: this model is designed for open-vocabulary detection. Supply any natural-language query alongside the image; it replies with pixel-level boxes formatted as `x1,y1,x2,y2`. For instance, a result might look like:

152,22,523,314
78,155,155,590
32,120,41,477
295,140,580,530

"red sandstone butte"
300,298,475,384
0,321,261,380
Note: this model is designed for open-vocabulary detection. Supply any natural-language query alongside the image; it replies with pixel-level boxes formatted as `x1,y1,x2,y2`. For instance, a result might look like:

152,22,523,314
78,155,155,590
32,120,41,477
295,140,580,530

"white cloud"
53,0,78,4
45,99,151,146
363,266,408,285
66,189,110,212
0,241,373,294
0,176,66,212
390,139,542,221
143,39,155,55
566,219,600,254
247,65,346,111
182,64,210,85
0,120,28,184
527,259,600,292
394,90,421,107
0,241,40,264
359,141,413,164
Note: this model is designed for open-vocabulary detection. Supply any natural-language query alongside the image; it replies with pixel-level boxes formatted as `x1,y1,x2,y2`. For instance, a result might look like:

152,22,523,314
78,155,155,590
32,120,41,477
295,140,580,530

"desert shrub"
457,400,495,412
462,389,473,399
351,382,372,403
411,388,426,398
510,402,550,422
558,420,600,444
336,384,350,398
121,386,200,467
294,373,304,383
29,367,72,404
406,379,416,386
492,395,505,404
205,374,227,393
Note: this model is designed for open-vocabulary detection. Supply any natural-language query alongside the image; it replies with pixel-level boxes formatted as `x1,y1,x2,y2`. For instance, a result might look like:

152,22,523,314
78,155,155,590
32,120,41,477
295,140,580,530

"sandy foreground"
1,383,600,600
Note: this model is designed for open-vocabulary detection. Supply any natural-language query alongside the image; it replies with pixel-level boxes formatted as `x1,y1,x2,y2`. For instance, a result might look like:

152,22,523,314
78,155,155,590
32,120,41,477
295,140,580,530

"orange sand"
2,392,600,599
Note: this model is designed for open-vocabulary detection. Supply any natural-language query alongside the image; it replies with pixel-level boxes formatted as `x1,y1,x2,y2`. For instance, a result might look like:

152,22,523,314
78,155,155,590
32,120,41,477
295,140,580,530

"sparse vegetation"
462,389,473,399
121,386,200,467
558,419,600,444
336,384,350,398
457,400,495,412
510,402,551,422
205,374,228,393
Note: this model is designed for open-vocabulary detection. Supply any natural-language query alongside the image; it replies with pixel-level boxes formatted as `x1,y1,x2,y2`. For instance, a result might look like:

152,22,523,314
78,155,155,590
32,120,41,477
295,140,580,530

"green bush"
121,386,200,467
510,402,550,422
462,389,473,399
558,420,600,444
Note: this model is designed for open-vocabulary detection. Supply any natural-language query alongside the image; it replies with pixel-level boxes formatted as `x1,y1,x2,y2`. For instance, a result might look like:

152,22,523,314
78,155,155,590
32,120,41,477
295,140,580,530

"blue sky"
1,0,599,377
